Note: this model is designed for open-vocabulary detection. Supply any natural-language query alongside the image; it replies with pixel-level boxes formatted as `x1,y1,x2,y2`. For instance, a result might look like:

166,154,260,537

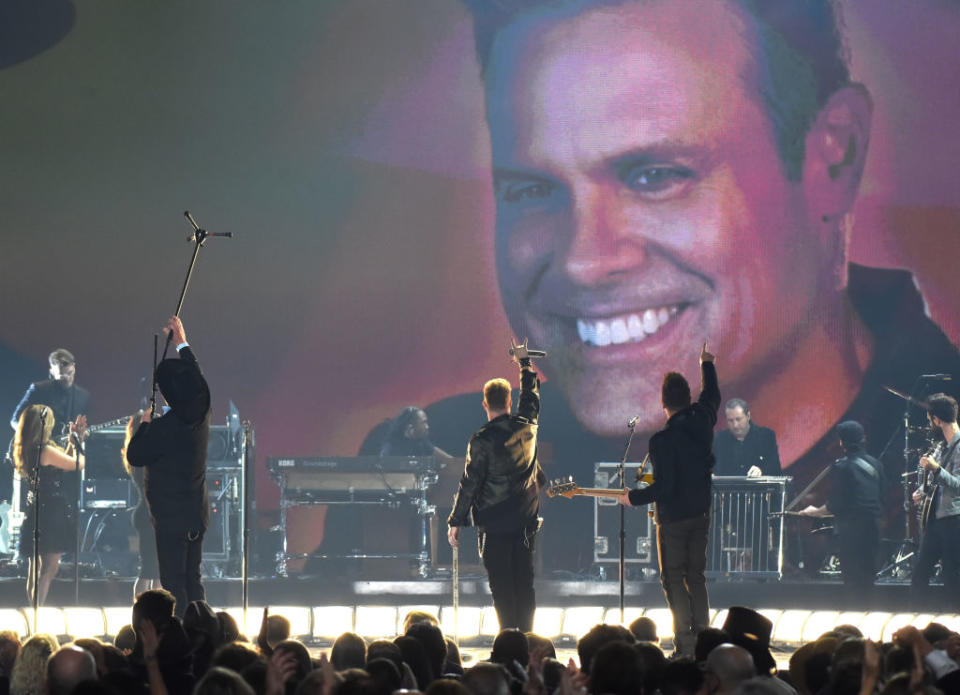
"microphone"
921,374,952,380
508,347,547,358
628,414,640,428
184,211,233,242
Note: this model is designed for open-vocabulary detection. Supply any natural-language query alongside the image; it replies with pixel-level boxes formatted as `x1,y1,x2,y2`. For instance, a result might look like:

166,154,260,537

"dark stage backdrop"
1,1,958,565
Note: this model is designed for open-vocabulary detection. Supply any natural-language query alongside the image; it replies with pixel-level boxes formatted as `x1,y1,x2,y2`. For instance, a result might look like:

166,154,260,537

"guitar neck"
567,487,625,499
56,414,135,444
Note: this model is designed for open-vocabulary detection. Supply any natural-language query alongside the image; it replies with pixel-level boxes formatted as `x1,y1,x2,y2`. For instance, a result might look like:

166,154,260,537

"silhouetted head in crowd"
367,640,403,670
542,658,566,695
694,627,729,664
195,666,256,695
296,668,345,695
132,588,176,630
395,635,433,688
705,643,755,694
524,633,556,660
331,632,368,671
72,638,106,678
367,657,403,695
577,624,633,675
265,615,292,651
444,637,464,675
832,637,865,668
0,630,21,677
114,625,137,652
490,629,529,668
659,657,705,695
589,641,648,695
275,640,312,685
47,645,97,695
425,679,472,695
217,611,242,644
922,622,952,646
628,617,659,644
406,622,447,680
402,610,439,633
100,645,127,676
212,641,261,675
634,642,667,695
463,662,511,695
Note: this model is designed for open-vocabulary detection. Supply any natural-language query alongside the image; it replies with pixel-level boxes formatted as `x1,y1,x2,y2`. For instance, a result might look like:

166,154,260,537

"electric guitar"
546,472,654,500
54,413,138,447
918,441,945,533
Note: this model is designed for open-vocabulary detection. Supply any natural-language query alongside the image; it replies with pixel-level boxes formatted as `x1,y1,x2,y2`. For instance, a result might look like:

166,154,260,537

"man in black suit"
127,317,211,616
447,340,544,632
713,399,782,477
618,343,720,656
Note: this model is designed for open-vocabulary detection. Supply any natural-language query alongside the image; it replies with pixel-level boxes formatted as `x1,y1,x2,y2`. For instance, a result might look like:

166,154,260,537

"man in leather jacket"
448,340,544,632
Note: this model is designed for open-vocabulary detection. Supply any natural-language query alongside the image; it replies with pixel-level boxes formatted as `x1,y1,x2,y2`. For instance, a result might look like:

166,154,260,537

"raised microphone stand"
616,421,640,624
150,211,232,414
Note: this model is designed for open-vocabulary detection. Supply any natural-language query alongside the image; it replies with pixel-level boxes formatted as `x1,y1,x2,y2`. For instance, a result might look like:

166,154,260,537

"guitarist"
4,349,90,551
617,342,720,657
911,393,960,609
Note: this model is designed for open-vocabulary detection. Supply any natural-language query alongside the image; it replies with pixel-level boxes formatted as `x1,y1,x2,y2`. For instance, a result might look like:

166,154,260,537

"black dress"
130,466,159,577
19,450,77,555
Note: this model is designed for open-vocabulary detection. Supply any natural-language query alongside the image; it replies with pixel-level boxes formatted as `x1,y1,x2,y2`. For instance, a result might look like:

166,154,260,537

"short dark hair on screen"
662,372,691,411
463,0,850,180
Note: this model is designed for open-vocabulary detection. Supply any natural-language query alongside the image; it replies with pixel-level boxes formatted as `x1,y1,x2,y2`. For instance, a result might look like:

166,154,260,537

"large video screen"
2,0,958,571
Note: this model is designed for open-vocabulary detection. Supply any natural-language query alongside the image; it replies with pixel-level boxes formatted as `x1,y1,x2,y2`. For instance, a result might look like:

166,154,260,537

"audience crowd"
0,593,957,695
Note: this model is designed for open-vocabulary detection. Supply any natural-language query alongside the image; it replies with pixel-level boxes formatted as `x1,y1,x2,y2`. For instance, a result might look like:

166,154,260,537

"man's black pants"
657,513,710,656
481,530,536,632
836,515,879,607
911,513,960,610
155,524,205,616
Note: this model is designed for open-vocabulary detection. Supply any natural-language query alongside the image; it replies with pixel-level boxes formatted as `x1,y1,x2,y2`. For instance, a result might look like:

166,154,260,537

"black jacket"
827,446,884,519
628,362,721,522
10,379,91,433
127,347,211,531
713,424,782,476
448,365,544,533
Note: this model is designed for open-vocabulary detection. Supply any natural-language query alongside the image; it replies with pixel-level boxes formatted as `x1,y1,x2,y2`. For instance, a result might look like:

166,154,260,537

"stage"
0,573,948,618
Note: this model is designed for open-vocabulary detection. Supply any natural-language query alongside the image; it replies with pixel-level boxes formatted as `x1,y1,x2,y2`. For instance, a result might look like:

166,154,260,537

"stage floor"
0,573,936,613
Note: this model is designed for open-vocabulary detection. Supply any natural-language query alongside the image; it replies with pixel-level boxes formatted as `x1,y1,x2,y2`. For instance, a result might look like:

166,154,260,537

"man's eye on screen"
495,179,557,204
620,165,694,197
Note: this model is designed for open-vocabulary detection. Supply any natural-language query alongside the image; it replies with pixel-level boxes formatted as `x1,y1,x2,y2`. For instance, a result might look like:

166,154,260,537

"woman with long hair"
121,412,160,599
9,633,58,695
13,404,86,605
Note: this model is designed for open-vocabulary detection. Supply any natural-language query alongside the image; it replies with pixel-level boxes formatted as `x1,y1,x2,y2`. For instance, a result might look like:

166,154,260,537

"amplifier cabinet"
203,471,240,564
593,463,655,565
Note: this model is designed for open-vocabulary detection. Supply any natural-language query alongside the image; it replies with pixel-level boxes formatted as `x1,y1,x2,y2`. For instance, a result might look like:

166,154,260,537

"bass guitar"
546,472,654,501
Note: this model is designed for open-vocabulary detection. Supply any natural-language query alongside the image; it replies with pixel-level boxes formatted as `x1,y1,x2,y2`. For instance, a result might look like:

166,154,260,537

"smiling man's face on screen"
481,0,869,437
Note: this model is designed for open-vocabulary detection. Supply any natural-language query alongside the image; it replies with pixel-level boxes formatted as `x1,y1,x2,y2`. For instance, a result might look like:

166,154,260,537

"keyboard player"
713,398,783,477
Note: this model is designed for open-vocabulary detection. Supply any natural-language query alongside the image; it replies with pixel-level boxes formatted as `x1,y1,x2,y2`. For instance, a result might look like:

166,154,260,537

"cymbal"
883,386,931,411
